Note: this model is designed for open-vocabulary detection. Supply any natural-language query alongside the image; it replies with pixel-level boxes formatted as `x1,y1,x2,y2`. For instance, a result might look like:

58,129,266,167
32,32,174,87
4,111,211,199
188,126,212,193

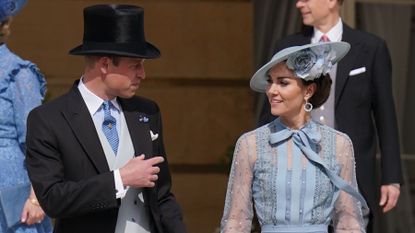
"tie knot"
102,101,116,124
320,35,330,42
102,101,111,111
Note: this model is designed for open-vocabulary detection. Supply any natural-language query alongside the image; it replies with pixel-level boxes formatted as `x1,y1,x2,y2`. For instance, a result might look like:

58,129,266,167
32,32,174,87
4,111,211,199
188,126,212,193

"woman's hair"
302,74,332,109
0,19,11,43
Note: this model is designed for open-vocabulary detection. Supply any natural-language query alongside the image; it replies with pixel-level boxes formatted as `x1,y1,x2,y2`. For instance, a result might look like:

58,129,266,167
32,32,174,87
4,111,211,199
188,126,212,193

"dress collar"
269,118,321,146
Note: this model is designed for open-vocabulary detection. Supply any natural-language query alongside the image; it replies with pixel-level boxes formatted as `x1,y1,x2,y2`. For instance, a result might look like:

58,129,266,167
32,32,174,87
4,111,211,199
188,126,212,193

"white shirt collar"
312,18,343,43
77,77,121,116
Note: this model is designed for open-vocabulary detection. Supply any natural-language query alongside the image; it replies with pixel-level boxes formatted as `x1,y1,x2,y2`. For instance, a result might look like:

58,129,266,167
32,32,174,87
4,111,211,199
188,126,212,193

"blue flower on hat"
0,0,27,22
286,45,335,81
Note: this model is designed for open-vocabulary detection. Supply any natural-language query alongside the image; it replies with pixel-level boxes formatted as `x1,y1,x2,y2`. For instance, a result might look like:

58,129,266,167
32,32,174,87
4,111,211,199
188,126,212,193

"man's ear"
99,57,110,74
328,0,340,10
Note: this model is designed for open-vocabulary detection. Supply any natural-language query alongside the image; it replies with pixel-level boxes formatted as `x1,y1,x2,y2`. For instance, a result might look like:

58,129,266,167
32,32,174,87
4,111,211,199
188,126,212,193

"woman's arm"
332,134,367,233
220,134,256,233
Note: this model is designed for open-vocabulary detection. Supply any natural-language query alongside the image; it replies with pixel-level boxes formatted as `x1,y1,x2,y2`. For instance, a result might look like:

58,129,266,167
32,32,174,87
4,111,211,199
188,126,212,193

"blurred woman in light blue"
0,0,52,232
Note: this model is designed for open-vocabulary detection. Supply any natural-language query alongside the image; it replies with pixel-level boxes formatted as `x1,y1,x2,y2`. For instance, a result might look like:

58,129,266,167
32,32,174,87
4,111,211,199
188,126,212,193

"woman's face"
266,62,312,121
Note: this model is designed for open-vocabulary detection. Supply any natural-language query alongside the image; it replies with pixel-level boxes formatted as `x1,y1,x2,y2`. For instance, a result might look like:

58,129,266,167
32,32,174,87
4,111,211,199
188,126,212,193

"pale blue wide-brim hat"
250,41,350,93
0,0,28,22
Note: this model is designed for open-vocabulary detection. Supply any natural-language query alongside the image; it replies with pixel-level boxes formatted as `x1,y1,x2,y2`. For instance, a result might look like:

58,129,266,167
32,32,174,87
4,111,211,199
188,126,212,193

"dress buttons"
319,116,325,123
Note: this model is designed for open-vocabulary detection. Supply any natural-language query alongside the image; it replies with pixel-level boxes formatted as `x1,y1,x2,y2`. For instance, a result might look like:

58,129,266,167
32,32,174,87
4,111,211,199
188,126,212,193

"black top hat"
69,4,160,59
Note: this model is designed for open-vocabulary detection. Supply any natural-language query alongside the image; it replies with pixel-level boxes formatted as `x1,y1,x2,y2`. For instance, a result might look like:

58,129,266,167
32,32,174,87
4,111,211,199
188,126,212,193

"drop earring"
304,100,313,112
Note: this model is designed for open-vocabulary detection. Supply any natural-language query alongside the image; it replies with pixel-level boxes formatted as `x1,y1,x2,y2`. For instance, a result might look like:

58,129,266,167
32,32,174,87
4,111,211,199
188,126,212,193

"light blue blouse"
0,44,52,233
221,119,367,233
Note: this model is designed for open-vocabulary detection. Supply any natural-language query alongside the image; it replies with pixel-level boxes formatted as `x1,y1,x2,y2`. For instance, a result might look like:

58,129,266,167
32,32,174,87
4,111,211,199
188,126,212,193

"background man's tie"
102,101,119,154
320,34,330,42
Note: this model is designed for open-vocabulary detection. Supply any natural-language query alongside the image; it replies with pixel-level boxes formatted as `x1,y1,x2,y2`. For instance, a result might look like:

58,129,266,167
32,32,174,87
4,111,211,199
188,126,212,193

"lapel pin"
138,115,149,123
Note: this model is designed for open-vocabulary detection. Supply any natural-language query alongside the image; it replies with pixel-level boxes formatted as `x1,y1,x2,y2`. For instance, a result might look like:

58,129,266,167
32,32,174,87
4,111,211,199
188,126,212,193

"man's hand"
120,154,164,188
379,184,400,213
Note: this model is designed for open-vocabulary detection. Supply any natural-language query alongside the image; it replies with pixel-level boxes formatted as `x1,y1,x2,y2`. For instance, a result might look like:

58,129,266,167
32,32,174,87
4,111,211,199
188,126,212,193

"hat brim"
68,41,160,59
250,41,350,93
11,0,27,15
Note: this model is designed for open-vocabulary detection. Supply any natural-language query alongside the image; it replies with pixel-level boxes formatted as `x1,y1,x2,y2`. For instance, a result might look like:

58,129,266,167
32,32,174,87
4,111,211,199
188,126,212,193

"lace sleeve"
332,134,367,233
220,134,256,233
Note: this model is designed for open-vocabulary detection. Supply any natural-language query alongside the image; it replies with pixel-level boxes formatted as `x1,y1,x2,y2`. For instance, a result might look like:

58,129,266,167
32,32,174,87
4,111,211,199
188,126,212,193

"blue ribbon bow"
269,119,368,208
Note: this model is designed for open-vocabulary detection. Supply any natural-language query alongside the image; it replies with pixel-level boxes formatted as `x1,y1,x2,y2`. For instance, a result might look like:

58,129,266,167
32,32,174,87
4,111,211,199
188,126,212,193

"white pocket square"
349,67,366,76
150,130,159,141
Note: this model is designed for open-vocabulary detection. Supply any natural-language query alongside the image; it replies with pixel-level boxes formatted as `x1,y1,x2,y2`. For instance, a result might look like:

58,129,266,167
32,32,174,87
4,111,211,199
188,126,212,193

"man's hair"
107,56,121,66
85,55,121,68
338,0,344,5
0,19,11,43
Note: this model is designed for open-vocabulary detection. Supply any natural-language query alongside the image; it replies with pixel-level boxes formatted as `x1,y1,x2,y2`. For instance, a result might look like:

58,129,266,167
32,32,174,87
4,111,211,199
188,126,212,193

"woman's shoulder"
0,44,24,69
0,45,46,96
316,122,352,145
0,45,42,78
237,122,273,144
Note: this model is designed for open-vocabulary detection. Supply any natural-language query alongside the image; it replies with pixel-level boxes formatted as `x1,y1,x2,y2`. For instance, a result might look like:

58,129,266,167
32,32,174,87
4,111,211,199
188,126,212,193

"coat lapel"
335,24,362,107
62,82,110,173
301,26,313,44
119,98,153,158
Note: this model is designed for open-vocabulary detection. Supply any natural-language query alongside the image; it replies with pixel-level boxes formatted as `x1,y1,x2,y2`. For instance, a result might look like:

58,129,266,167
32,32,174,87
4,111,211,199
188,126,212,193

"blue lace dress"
221,119,367,233
0,44,52,233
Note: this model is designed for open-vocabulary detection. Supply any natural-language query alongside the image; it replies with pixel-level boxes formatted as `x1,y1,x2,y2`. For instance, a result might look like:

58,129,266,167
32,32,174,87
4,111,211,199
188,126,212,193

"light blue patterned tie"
102,101,119,155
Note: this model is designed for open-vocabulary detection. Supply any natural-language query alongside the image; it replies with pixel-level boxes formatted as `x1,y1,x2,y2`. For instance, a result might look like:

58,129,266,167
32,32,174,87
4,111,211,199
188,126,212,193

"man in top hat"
25,4,187,233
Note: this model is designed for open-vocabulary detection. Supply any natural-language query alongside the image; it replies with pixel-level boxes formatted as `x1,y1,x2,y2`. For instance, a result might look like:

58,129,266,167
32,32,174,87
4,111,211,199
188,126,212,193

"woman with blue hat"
0,0,52,232
220,42,368,233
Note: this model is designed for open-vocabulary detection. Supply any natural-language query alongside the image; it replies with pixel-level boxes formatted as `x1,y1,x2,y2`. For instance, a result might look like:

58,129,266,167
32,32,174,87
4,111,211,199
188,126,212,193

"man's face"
103,57,146,99
296,0,333,27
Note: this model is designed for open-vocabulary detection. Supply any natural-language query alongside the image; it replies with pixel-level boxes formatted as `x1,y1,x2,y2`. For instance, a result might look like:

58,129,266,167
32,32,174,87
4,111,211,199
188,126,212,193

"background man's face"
296,0,333,27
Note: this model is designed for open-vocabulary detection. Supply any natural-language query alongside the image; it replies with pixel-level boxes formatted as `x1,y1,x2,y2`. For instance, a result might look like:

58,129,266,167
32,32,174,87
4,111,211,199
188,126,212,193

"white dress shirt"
77,78,127,199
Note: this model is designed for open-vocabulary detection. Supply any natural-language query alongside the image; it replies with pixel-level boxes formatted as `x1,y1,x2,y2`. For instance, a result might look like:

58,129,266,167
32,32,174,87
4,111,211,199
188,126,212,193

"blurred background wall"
7,0,415,232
